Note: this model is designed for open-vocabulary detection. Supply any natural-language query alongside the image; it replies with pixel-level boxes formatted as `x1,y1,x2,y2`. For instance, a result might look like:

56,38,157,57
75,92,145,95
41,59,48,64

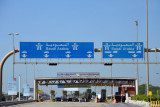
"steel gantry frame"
33,77,136,100
0,48,160,101
36,77,136,86
15,48,160,65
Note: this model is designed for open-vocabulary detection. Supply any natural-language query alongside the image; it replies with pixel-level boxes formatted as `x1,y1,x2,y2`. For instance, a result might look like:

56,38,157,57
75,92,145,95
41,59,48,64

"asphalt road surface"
10,102,142,107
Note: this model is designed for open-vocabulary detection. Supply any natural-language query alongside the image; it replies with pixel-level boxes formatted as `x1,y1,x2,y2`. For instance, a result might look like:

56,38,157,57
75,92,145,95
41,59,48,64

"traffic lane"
9,102,142,107
10,102,106,107
104,103,141,107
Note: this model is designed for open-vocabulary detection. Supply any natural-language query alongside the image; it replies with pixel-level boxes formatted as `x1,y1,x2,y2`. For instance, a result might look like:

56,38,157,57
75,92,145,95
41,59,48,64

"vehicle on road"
79,98,86,102
74,98,79,102
55,97,61,102
67,98,73,102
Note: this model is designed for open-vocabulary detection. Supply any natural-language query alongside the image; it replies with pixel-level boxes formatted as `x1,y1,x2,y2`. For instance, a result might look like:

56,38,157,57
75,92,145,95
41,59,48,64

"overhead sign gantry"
1,41,152,101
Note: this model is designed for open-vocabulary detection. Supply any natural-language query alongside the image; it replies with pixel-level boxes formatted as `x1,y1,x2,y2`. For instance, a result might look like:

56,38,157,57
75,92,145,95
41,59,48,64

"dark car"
68,98,73,102
74,98,79,102
55,97,61,102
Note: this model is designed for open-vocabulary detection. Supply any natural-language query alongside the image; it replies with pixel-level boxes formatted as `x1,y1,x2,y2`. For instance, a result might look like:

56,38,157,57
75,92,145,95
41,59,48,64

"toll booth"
38,90,43,102
86,89,91,102
115,86,135,103
120,85,135,96
101,89,106,102
62,90,67,101
50,90,55,101
115,87,126,102
74,91,79,102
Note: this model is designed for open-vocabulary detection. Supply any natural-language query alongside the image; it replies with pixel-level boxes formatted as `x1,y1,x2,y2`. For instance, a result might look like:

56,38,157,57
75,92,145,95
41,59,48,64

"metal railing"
150,101,160,107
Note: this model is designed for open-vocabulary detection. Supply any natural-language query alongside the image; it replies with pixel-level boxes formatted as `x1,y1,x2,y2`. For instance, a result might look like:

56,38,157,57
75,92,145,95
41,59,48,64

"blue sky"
0,0,160,95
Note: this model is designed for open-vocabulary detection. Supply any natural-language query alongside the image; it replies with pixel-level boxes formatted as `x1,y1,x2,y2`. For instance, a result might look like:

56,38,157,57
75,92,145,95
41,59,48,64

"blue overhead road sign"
20,42,94,58
102,42,143,58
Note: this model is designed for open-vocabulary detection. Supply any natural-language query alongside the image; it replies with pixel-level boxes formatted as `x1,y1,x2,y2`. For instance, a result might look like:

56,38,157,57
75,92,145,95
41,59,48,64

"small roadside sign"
38,90,43,94
23,84,30,96
148,91,152,96
8,78,17,95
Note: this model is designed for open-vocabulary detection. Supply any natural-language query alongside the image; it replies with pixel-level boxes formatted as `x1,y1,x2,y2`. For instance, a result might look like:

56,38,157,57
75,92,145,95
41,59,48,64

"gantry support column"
34,80,38,100
135,79,138,95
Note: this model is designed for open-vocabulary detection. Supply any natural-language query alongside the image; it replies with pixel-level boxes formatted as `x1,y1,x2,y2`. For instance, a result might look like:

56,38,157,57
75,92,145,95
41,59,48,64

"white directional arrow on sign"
22,54,27,58
65,51,71,54
44,54,49,58
22,51,27,53
87,54,92,58
66,54,71,58
87,51,92,53
44,51,49,54
132,54,137,57
105,51,111,53
108,54,114,57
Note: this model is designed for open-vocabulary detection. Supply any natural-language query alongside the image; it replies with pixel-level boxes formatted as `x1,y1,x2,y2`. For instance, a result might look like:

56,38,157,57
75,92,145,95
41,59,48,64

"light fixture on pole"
134,20,138,41
8,33,19,78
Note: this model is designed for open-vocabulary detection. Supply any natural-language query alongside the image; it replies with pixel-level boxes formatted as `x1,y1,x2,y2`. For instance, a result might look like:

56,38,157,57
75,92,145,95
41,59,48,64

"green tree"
17,92,23,97
138,84,146,94
79,92,86,98
91,91,96,96
139,84,160,95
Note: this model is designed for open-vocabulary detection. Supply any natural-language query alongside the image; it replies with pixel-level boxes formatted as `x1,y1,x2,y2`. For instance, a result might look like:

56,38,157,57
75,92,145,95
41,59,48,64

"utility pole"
8,33,19,101
146,0,149,96
157,90,159,101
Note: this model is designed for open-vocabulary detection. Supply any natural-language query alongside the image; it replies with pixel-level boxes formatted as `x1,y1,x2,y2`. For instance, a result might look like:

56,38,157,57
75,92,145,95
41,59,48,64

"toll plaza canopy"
35,77,136,86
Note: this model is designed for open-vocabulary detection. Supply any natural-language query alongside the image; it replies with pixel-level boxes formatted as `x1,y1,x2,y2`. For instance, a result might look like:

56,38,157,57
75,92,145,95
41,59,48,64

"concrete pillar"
34,80,38,100
135,79,138,95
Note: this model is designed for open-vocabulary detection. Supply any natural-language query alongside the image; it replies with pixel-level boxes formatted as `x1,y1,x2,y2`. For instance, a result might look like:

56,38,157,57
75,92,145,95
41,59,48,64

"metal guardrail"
0,100,37,106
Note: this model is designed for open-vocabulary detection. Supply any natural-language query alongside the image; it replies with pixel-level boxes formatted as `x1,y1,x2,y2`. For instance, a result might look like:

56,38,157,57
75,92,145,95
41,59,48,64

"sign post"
157,90,159,101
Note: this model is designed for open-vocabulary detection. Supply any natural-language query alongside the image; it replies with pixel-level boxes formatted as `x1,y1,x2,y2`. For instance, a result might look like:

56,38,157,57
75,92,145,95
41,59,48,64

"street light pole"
12,33,15,79
8,33,19,79
135,20,139,95
146,0,149,96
